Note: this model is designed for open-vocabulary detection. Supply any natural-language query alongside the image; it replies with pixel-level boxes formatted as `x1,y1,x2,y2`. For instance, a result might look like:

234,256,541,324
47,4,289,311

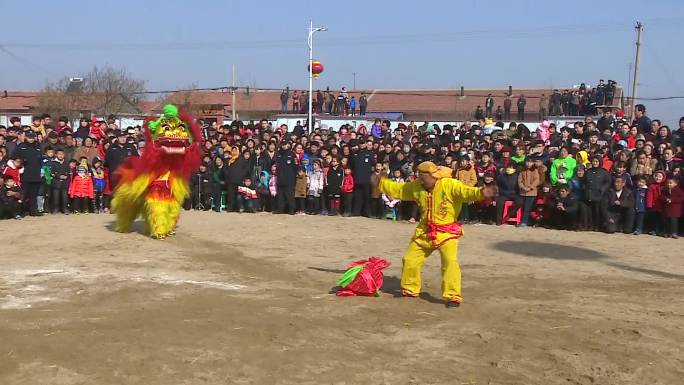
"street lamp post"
307,20,326,134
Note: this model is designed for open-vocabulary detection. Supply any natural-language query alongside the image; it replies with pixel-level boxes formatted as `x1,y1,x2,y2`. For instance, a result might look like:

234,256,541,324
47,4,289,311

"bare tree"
37,66,145,120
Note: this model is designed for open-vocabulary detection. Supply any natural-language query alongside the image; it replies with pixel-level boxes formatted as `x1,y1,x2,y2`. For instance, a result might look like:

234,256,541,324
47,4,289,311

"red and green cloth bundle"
336,257,390,297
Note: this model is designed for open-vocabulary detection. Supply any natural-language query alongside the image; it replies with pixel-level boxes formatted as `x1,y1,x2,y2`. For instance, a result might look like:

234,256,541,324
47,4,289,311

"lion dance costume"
112,104,203,239
378,161,483,305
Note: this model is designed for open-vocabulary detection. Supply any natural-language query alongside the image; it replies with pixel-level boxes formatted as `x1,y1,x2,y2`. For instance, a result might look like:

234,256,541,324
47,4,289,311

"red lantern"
309,60,324,79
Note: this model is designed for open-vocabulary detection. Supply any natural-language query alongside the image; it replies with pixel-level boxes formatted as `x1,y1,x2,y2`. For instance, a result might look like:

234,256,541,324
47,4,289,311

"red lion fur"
115,110,204,184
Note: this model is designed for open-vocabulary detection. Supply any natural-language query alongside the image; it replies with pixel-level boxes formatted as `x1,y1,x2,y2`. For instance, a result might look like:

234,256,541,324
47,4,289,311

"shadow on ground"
493,240,684,280
105,220,147,236
492,240,609,261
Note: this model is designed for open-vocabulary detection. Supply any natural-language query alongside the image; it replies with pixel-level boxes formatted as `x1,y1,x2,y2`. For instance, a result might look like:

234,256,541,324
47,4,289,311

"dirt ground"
0,212,682,385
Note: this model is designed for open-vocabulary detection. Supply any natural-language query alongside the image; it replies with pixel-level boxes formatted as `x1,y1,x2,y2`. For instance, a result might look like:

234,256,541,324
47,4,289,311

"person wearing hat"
378,161,495,308
350,139,375,216
104,130,138,189
274,140,297,214
41,130,64,154
12,130,43,216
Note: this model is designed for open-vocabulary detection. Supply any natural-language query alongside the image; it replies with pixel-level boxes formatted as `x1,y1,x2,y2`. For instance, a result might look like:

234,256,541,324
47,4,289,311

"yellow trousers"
400,237,462,301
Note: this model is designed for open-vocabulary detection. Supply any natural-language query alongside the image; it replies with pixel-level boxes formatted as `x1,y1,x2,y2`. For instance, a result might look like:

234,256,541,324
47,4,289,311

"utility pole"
352,72,356,90
631,21,643,118
231,64,237,121
307,20,327,134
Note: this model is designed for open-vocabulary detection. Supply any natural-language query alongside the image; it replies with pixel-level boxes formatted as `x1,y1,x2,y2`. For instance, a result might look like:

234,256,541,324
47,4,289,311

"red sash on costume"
148,179,173,200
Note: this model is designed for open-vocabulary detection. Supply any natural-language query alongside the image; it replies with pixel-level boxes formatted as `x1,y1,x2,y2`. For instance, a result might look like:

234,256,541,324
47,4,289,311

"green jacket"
550,156,577,185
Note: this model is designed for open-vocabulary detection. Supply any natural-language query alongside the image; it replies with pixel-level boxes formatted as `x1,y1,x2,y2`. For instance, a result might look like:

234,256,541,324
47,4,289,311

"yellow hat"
417,161,452,179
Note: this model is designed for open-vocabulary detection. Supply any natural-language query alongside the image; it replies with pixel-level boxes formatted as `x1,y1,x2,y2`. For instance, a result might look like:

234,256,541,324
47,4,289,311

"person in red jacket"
89,117,106,141
341,167,354,216
646,170,667,235
661,176,683,238
1,158,23,187
68,158,95,214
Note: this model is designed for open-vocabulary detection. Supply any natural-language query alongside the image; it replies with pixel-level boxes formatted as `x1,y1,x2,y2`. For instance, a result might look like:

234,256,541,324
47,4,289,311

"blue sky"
1,0,683,124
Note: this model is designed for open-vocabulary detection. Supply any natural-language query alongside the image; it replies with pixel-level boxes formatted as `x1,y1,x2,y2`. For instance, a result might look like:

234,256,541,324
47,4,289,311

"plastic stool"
502,200,522,225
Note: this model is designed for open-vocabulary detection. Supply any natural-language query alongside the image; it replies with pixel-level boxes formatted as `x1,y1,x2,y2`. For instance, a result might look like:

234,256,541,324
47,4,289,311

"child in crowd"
237,177,258,213
382,169,404,220
612,161,633,189
326,158,344,216
646,170,666,235
256,170,271,212
48,149,70,214
40,146,55,213
549,184,578,230
661,176,683,239
532,182,554,227
369,164,385,219
92,159,107,213
294,167,308,215
341,167,354,216
306,159,324,215
475,171,497,224
68,157,94,214
268,164,278,209
632,176,648,235
1,158,23,188
476,152,496,179
456,155,477,223
0,175,23,219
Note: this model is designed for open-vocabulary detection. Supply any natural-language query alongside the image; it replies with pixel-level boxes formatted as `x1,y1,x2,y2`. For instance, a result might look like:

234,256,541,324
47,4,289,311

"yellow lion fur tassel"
112,174,150,233
112,173,190,238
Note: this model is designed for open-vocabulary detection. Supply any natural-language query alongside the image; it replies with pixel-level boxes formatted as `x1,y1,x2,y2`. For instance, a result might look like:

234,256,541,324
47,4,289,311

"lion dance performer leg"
378,161,495,308
112,104,203,239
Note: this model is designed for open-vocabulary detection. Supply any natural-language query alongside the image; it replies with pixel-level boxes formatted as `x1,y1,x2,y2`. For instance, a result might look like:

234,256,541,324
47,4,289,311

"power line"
4,19,681,52
0,45,61,76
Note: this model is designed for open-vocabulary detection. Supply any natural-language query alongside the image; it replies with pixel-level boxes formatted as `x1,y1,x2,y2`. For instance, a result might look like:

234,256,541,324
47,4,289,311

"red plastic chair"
502,200,522,225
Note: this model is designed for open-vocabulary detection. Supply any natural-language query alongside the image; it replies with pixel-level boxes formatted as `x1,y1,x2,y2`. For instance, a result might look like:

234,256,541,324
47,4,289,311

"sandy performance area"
0,211,682,385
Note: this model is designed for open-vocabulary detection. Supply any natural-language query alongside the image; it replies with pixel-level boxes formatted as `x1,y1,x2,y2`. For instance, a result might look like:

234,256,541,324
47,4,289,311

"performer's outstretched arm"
378,177,421,202
443,178,484,203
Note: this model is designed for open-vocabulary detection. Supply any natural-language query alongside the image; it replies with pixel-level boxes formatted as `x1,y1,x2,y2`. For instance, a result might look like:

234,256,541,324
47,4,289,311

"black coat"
49,159,71,189
105,143,138,174
275,149,297,186
326,166,344,196
602,187,634,221
350,149,375,185
585,167,611,203
191,170,212,193
496,172,519,198
224,157,248,184
12,141,42,183
552,194,579,214
257,152,277,175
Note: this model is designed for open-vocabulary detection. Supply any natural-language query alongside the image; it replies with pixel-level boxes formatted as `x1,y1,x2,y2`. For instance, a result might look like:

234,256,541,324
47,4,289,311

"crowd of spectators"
1,104,683,238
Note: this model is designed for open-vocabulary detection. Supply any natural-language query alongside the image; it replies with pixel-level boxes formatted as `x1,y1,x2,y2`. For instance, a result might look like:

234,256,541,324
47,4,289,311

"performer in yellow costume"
379,161,495,308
